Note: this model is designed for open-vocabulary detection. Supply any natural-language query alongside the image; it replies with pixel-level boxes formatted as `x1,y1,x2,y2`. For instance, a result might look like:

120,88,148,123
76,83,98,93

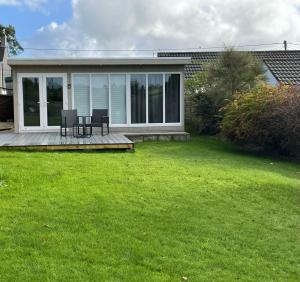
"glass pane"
111,74,126,124
46,77,63,126
73,74,90,116
148,74,163,123
22,77,40,126
165,74,180,123
91,74,109,110
131,74,146,124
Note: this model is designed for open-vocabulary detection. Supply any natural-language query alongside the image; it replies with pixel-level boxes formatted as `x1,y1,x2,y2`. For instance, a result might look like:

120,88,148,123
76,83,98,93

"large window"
91,74,109,111
131,74,146,124
148,74,163,123
111,74,126,124
72,72,181,126
73,74,90,116
165,74,180,123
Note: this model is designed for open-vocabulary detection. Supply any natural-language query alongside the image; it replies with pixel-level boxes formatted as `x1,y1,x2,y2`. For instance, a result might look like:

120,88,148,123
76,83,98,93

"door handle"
37,102,40,104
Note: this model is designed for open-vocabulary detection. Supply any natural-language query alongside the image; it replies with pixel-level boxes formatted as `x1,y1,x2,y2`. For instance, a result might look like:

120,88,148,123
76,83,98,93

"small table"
76,116,92,138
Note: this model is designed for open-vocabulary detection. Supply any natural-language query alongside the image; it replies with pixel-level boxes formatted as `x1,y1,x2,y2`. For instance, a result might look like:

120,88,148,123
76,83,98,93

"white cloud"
0,0,20,5
22,0,47,11
0,0,47,10
26,0,300,57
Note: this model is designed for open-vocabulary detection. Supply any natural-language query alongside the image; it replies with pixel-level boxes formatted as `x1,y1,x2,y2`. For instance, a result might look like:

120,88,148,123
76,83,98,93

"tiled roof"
158,50,300,85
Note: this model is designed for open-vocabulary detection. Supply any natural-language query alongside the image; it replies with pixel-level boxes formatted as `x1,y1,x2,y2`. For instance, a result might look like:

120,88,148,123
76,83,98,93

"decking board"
0,133,134,151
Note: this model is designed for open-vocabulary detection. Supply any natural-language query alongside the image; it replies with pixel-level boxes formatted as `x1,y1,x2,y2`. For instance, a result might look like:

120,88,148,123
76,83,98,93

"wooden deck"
0,132,134,151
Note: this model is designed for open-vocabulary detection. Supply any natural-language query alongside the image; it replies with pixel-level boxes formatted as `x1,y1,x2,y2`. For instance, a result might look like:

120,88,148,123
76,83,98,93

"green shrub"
185,49,265,135
221,84,300,158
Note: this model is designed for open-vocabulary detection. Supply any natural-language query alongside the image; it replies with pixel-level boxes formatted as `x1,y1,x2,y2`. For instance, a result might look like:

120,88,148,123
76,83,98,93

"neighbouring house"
158,50,300,133
7,57,191,133
0,34,13,122
0,34,12,95
158,50,300,85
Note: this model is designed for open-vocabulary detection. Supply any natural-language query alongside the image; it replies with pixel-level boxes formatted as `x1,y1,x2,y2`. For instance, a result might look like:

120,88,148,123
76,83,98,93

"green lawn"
0,137,299,281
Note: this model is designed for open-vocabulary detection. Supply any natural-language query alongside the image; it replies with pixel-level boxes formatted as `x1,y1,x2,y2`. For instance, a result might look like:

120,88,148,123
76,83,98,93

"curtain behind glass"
148,74,163,123
131,74,146,124
165,74,180,123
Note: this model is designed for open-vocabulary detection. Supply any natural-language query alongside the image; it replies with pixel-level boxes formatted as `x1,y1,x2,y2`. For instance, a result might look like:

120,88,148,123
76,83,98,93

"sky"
1,0,300,57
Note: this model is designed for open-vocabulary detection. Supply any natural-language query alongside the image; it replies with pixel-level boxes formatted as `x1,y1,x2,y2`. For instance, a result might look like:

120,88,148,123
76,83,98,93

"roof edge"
8,57,192,66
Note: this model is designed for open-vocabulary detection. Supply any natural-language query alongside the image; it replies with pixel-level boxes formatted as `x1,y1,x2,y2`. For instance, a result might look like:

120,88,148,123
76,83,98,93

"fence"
0,94,13,121
0,65,12,95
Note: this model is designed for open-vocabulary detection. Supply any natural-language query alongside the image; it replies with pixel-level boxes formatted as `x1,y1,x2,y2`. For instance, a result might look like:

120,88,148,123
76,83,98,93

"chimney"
283,40,287,51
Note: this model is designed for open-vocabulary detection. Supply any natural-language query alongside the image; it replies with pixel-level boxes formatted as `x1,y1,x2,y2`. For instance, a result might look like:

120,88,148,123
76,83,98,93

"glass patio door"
20,74,67,131
22,76,42,128
44,75,65,128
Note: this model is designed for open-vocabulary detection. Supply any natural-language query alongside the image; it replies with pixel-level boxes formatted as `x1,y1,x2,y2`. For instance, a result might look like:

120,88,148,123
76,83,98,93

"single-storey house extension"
158,50,300,85
8,57,191,133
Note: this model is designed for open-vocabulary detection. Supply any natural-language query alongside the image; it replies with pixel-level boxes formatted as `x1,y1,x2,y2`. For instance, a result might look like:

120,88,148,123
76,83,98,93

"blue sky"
1,0,72,42
1,0,300,57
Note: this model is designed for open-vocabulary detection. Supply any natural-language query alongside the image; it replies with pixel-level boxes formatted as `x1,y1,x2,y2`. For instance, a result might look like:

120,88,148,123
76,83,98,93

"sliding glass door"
129,73,180,125
73,74,126,124
71,72,181,127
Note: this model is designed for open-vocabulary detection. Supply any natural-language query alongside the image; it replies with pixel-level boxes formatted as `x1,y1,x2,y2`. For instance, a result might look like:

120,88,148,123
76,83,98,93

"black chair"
60,109,78,137
89,109,110,136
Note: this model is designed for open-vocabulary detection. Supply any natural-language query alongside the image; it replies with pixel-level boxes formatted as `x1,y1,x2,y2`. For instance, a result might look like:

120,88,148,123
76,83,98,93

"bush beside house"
185,49,300,159
221,84,300,159
185,49,265,134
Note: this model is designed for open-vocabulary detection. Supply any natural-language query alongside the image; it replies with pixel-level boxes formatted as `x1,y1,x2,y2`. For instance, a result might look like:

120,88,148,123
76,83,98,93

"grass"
0,136,299,281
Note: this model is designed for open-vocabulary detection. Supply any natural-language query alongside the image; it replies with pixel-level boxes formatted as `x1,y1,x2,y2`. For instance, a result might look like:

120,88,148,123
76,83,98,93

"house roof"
158,50,300,85
8,57,191,66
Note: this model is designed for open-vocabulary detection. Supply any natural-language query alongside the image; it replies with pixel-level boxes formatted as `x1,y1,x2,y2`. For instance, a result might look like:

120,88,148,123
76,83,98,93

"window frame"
147,73,164,124
109,73,127,125
71,72,183,127
18,73,68,132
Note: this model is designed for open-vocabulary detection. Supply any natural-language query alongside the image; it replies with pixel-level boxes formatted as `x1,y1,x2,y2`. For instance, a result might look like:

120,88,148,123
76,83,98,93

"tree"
185,48,266,134
0,24,24,56
207,48,266,97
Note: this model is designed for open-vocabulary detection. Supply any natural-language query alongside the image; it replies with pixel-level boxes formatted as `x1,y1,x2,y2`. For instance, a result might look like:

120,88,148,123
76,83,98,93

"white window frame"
18,73,68,132
71,72,183,128
109,73,128,126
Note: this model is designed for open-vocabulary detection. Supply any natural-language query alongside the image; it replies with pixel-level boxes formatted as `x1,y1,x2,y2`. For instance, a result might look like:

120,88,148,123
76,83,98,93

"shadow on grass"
140,135,300,164
0,147,133,154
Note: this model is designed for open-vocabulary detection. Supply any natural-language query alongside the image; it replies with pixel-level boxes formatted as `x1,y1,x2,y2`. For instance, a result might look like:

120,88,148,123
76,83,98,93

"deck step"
124,132,190,142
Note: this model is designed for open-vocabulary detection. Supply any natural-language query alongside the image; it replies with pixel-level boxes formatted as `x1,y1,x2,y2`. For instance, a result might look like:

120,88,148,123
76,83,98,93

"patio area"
0,132,134,151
